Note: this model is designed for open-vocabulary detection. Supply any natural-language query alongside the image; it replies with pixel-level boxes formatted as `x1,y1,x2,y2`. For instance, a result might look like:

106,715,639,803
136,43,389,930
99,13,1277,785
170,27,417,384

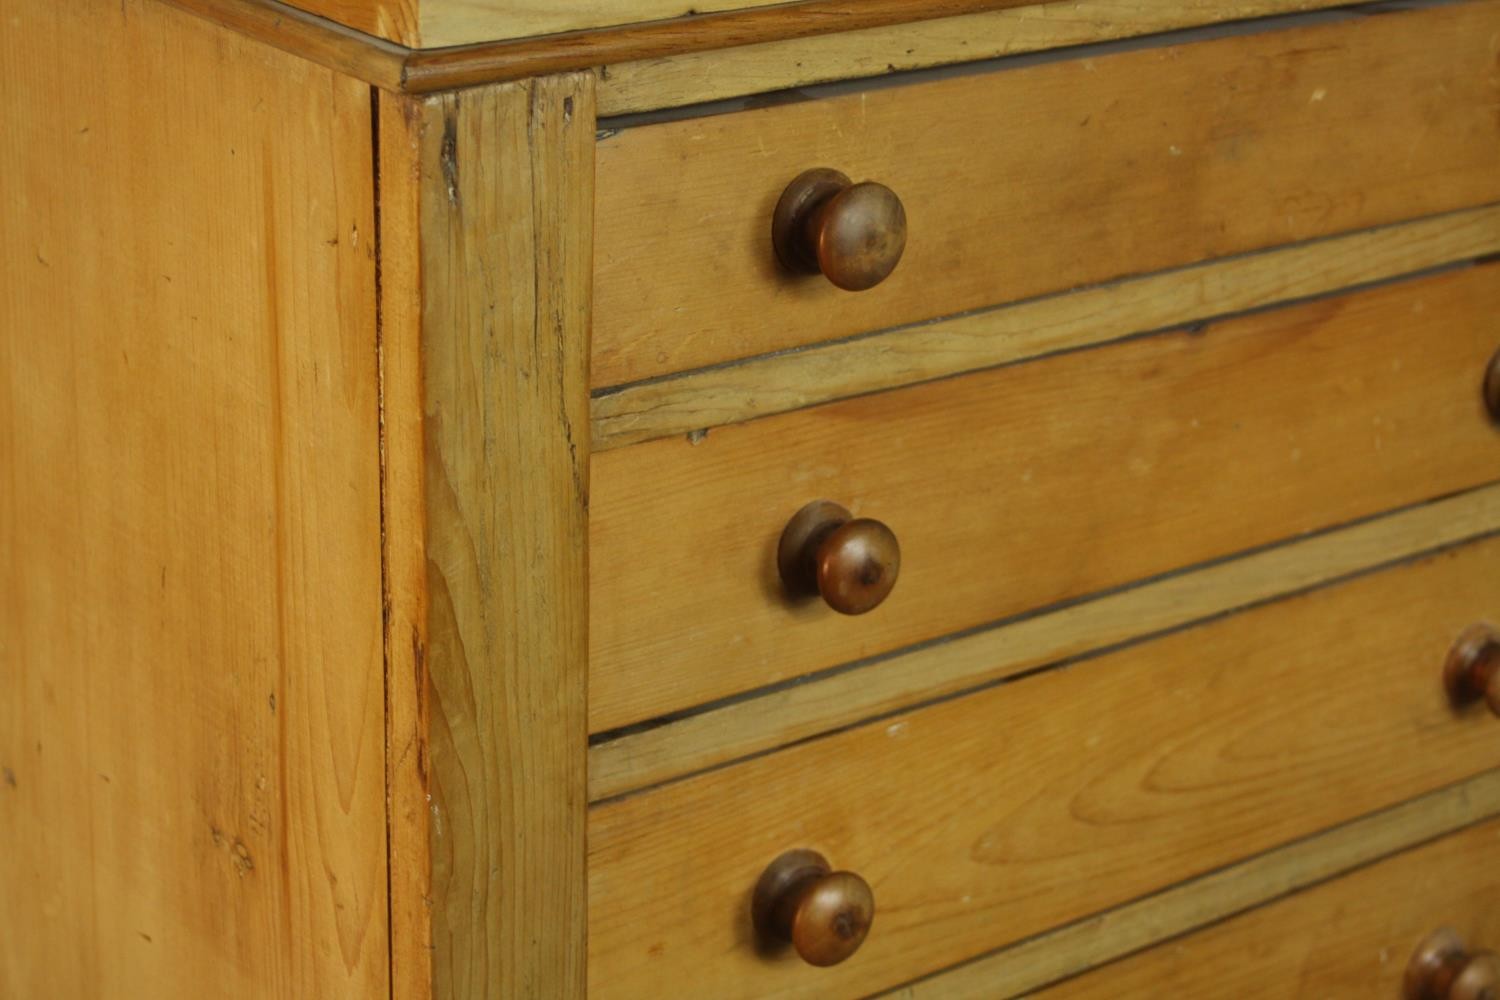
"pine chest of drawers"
4,1,1500,997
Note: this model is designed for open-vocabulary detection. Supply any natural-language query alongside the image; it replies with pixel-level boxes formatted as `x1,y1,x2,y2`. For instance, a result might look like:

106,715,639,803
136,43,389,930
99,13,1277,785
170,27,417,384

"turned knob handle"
752,849,874,968
772,168,907,291
1485,348,1500,425
1444,623,1500,716
1406,929,1500,1000
778,500,900,616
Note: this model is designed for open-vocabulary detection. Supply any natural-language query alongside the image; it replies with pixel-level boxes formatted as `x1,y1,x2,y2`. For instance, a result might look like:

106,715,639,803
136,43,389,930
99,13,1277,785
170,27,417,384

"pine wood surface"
151,0,1392,98
589,482,1500,801
589,536,1500,999
1031,818,1500,999
882,773,1500,998
156,0,410,87
593,2,1500,388
280,0,418,45
0,0,388,996
382,75,597,999
173,0,1118,58
594,0,1362,114
376,87,435,1000
593,204,1500,451
590,265,1500,733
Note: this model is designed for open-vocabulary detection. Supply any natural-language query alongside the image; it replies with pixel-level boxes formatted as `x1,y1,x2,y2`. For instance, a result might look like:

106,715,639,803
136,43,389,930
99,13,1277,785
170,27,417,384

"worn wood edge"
153,0,1057,90
411,75,595,997
595,0,1364,115
592,202,1500,451
588,482,1500,801
150,0,1372,97
415,0,1062,50
153,0,409,89
874,769,1500,999
377,87,434,1000
401,0,1072,91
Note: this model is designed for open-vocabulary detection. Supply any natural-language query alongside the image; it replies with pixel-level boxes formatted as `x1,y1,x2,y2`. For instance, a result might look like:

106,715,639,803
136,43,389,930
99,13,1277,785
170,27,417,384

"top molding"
159,0,1058,92
161,0,1388,108
236,0,1053,50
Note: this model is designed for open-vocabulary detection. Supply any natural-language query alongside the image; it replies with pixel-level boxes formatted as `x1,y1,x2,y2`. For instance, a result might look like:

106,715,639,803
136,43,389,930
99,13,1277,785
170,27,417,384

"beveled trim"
402,0,1049,92
156,0,1063,92
157,0,408,89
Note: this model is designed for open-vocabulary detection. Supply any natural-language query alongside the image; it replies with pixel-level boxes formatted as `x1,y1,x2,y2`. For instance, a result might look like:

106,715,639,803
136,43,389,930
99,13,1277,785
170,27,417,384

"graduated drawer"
592,1,1500,388
1033,818,1500,999
589,264,1500,733
588,535,1500,999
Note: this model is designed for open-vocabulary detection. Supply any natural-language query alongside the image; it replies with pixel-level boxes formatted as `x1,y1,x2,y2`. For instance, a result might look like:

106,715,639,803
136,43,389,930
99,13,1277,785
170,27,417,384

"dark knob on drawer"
778,500,900,615
772,168,907,291
1485,347,1500,424
1405,928,1500,1000
752,849,874,968
1443,623,1500,716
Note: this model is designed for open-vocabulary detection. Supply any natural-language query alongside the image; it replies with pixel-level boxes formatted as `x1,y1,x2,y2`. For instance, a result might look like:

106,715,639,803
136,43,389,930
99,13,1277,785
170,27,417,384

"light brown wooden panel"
589,537,1500,999
1032,819,1500,999
0,1,387,997
593,2,1500,387
589,482,1500,801
596,0,1358,114
593,204,1500,450
884,772,1500,999
591,265,1500,733
378,76,596,999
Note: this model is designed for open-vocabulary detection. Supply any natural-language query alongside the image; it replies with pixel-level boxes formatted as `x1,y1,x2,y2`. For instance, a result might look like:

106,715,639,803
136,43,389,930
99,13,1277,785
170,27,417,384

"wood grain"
588,536,1500,999
590,264,1500,733
377,88,433,1000
0,0,388,996
159,0,1199,86
415,0,1039,50
402,75,596,999
594,203,1500,450
282,0,418,45
594,1,1500,387
1027,819,1500,999
590,481,1500,801
156,0,409,87
241,0,1075,50
595,0,1360,114
882,772,1500,999
401,0,1048,86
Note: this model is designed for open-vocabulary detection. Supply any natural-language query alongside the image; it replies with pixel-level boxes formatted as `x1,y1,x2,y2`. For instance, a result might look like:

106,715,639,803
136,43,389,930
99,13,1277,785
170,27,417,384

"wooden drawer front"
593,2,1500,388
1035,818,1500,999
591,265,1500,733
588,536,1500,999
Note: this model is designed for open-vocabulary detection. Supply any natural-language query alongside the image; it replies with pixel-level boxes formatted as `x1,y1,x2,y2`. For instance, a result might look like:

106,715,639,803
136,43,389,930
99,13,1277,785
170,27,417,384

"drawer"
1035,818,1500,999
593,1,1500,387
590,264,1500,733
588,535,1500,999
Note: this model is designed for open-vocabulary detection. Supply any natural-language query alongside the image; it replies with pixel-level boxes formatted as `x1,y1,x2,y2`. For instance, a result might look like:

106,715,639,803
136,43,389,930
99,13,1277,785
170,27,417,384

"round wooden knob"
772,168,907,291
777,500,900,615
1485,347,1500,425
1406,929,1500,1000
1443,623,1500,716
752,849,874,968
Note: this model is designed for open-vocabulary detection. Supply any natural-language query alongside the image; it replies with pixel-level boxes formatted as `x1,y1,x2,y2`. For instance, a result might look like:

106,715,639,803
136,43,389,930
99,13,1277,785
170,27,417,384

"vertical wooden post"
380,73,595,999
